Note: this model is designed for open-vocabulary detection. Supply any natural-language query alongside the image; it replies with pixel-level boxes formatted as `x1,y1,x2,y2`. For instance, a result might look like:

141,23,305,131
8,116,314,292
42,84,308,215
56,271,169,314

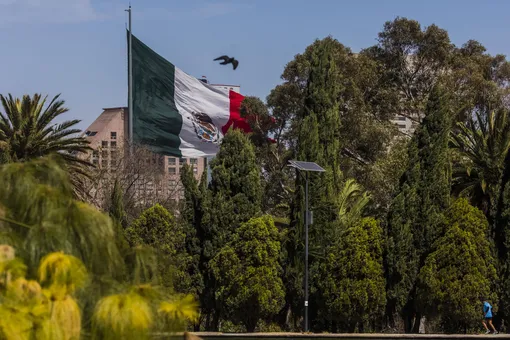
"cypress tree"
417,198,498,333
200,129,262,330
317,217,386,332
210,215,285,332
179,164,204,304
286,37,344,328
386,85,451,332
205,128,262,252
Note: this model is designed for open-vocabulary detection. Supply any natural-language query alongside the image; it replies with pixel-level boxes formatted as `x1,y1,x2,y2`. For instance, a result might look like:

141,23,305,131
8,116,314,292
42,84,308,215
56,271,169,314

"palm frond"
450,108,510,211
38,252,88,295
92,292,153,340
0,93,92,195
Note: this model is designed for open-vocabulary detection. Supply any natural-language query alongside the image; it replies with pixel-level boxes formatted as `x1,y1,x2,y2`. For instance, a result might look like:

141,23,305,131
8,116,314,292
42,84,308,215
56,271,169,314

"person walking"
481,298,498,334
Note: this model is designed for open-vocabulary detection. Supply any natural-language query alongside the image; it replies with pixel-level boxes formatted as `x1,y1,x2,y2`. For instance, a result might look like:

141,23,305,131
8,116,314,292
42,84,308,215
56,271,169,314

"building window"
398,124,406,129
169,180,177,186
101,159,108,168
102,141,108,148
92,159,98,165
85,131,97,136
168,167,176,174
111,132,117,140
190,158,198,165
111,151,118,160
193,167,198,174
168,157,176,165
101,150,108,158
92,150,99,158
179,158,187,164
397,116,406,121
111,141,117,148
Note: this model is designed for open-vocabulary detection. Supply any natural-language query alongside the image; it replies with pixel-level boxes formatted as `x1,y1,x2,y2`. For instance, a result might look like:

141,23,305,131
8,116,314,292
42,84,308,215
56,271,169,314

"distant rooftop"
102,107,127,111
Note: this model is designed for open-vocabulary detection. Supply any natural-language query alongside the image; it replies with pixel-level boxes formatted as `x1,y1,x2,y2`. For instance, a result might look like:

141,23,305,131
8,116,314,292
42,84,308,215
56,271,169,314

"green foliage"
200,129,262,330
0,93,92,198
38,251,88,296
204,129,262,249
386,86,452,330
92,285,199,340
125,204,189,291
363,138,409,217
337,179,371,229
92,290,154,340
317,217,386,332
362,17,452,121
494,176,510,324
109,178,127,228
0,248,85,340
210,216,285,332
450,108,510,215
179,164,204,299
0,156,124,279
417,198,498,333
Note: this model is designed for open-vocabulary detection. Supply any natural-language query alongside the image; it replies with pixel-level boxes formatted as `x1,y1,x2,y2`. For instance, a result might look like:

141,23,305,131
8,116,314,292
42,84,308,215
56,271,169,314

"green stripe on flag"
131,32,183,157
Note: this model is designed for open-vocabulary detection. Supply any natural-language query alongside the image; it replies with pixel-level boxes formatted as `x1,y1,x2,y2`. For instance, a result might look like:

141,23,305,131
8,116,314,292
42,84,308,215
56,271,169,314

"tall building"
82,80,240,206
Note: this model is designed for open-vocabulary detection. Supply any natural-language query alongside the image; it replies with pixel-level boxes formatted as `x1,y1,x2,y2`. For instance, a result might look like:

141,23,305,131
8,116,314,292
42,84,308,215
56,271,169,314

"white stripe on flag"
174,67,231,157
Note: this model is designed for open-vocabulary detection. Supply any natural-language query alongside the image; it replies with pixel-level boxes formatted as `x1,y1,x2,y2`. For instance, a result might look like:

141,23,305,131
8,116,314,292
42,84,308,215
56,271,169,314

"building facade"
391,114,417,135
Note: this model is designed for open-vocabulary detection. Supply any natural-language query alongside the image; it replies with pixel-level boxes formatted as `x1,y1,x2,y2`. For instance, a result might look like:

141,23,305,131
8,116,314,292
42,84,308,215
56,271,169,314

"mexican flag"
130,32,250,158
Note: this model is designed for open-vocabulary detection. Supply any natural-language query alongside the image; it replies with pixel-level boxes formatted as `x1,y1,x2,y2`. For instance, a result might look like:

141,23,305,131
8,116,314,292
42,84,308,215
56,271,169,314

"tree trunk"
284,304,292,330
411,312,422,333
403,309,413,333
418,316,426,334
211,309,220,331
246,319,257,333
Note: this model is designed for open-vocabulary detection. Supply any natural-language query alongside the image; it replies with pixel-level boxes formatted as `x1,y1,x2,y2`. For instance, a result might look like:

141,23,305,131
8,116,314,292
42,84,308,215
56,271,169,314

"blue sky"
1,0,509,130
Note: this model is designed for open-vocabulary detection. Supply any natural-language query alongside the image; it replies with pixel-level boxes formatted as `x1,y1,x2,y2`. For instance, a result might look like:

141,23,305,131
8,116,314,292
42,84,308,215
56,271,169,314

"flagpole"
126,5,133,152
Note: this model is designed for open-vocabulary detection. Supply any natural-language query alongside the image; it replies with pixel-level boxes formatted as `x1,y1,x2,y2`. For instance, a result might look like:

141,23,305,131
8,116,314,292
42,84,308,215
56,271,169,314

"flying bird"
214,55,239,70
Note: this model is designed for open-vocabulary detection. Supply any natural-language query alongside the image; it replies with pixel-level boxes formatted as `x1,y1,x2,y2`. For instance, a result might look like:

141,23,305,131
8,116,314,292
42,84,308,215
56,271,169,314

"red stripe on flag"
221,91,252,135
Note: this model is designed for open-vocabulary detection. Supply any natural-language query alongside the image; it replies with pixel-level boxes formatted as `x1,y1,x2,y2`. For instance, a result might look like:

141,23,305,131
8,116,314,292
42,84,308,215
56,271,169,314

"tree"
448,40,510,124
0,249,86,340
85,144,180,222
209,216,285,332
494,167,510,327
450,108,510,216
386,86,452,332
200,129,262,330
362,137,409,216
240,96,292,217
124,204,189,292
336,178,371,229
205,128,262,246
0,245,199,340
417,198,498,333
284,37,346,329
0,155,124,280
362,17,453,125
179,164,204,304
0,94,91,197
317,217,386,332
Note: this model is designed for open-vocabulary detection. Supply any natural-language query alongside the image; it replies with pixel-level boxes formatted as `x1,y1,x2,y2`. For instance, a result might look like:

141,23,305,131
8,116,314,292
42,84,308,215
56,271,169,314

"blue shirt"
484,301,493,318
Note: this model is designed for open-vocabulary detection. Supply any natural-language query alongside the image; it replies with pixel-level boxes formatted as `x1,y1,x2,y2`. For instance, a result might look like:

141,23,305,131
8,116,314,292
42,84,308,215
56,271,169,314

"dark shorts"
485,317,493,321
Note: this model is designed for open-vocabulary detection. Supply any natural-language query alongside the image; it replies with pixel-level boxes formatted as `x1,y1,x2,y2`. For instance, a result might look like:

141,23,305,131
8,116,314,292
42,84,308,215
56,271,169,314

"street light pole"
304,171,309,332
287,160,325,333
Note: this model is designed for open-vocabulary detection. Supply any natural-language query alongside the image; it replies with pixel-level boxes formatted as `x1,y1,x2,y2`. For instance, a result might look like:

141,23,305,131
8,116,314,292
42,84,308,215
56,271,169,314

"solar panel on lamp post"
287,160,326,333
